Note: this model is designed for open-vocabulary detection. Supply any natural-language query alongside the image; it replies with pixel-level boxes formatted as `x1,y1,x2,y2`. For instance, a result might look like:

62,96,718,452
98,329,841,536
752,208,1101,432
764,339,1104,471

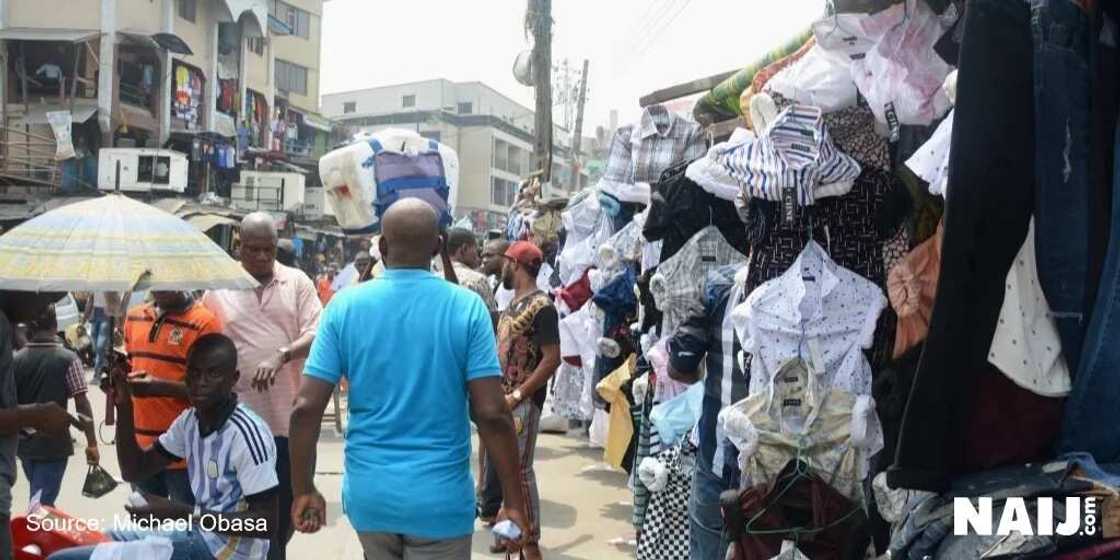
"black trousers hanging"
888,0,1036,492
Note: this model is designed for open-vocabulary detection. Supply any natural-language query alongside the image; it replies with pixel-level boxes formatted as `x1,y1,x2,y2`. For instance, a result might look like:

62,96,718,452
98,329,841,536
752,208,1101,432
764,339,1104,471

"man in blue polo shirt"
289,199,527,559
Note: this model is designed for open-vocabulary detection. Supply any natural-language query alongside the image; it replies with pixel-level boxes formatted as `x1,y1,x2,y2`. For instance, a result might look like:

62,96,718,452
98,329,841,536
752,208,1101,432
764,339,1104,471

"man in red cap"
490,241,560,559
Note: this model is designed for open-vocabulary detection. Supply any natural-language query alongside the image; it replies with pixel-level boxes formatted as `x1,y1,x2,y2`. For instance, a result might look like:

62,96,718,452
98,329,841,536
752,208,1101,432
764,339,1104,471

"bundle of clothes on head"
509,0,1120,557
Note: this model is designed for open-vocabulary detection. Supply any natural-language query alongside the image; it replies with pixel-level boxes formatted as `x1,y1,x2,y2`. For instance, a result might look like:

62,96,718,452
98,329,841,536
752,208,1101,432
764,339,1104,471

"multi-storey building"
323,79,590,233
0,0,331,193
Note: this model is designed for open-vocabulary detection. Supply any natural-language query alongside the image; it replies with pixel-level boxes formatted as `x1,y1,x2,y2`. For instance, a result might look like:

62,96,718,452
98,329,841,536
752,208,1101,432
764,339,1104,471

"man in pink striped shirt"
202,212,322,560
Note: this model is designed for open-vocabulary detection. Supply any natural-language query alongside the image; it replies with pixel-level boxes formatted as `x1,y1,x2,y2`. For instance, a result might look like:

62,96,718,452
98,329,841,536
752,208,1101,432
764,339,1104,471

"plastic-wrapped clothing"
764,44,859,113
318,129,460,233
849,0,958,128
637,456,669,493
560,193,615,287
649,381,704,446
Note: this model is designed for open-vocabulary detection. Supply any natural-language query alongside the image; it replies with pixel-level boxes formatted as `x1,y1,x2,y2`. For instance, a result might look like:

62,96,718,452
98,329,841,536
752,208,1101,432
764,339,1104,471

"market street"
12,391,637,560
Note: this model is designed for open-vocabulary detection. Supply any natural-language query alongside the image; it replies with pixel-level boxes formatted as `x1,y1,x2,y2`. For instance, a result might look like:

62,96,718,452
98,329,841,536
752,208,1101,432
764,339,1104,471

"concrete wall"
172,0,214,73
323,80,533,129
6,0,99,29
271,0,321,111
457,126,494,212
117,0,161,32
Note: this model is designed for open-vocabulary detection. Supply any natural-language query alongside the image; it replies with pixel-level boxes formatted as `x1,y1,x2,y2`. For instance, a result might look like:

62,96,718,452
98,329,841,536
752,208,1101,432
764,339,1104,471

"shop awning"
0,27,100,43
219,0,268,38
185,213,238,233
12,101,98,126
118,30,193,55
303,113,333,132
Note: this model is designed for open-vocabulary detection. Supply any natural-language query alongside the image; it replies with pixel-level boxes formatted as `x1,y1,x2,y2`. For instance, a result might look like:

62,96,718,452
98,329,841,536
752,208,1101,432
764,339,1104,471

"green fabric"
693,28,815,123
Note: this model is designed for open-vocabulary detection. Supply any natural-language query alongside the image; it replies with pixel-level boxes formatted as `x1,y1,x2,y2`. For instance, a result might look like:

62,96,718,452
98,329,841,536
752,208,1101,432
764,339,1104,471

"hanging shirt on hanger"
732,240,887,401
644,160,750,264
720,357,882,501
629,104,707,185
721,105,862,206
650,226,748,337
599,125,650,204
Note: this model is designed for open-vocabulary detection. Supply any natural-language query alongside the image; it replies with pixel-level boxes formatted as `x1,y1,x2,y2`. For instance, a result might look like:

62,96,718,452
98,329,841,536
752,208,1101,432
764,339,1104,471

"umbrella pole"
104,314,115,426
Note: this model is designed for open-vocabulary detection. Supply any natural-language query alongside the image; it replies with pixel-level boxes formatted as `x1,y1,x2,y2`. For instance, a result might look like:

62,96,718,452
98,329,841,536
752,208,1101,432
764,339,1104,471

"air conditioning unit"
98,148,189,193
231,171,306,212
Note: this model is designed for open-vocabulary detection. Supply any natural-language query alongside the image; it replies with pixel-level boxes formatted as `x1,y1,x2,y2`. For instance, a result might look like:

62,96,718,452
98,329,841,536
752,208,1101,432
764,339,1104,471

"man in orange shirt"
316,266,336,306
122,291,222,505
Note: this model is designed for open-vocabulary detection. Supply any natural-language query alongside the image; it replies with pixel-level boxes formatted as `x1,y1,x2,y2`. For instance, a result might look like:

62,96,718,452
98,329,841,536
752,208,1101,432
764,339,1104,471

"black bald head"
378,199,441,269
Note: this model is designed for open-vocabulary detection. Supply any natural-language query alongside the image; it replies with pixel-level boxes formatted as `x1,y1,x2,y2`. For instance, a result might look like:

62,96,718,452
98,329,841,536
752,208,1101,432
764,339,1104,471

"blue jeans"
1060,116,1120,461
20,458,68,507
89,309,110,381
134,469,194,506
46,529,214,560
1031,0,1093,374
688,455,730,560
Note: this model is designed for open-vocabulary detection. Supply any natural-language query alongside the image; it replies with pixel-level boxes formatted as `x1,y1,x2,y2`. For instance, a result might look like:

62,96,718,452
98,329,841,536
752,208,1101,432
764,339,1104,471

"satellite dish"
513,50,534,86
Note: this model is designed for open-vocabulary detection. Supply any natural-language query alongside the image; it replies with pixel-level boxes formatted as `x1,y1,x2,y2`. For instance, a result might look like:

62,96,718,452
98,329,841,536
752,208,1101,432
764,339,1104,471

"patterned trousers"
511,400,542,544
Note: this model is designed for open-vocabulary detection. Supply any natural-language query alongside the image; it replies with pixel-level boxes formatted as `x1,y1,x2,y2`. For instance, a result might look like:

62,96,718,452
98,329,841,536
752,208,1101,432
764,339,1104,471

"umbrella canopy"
0,194,258,292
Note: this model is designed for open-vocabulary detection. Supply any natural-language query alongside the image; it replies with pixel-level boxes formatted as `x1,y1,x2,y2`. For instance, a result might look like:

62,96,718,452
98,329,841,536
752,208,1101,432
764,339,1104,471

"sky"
320,0,824,134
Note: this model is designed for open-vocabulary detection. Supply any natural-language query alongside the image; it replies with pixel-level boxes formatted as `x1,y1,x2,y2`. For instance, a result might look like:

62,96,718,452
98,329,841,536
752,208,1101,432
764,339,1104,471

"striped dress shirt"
723,104,862,206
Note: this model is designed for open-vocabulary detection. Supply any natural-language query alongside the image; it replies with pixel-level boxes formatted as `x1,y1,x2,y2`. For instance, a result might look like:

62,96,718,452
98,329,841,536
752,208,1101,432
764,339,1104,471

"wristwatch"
511,389,524,403
279,347,292,364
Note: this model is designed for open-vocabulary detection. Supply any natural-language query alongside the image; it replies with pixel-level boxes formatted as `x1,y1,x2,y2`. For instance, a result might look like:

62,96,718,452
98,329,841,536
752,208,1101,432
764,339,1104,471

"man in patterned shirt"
446,228,497,313
493,241,560,560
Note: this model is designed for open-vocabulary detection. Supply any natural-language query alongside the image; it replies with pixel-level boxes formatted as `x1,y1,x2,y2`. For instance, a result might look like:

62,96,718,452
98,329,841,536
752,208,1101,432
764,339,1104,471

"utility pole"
530,0,552,184
569,59,589,192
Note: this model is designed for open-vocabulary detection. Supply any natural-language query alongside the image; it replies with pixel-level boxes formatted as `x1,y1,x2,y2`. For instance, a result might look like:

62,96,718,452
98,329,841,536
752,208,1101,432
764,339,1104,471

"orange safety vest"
124,302,222,469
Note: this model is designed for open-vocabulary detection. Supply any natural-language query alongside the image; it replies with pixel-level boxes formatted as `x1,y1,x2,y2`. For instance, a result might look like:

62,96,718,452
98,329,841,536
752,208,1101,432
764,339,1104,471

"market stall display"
499,0,1120,557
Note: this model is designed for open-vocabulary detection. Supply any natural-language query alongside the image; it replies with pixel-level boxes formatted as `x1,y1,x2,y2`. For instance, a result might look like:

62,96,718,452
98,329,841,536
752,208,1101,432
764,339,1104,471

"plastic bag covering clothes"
637,457,669,493
686,128,758,202
560,192,614,286
769,541,811,560
649,381,704,445
849,0,957,127
589,408,610,449
597,216,646,271
318,128,460,234
89,537,174,560
551,363,587,421
763,44,859,113
47,111,76,160
905,110,954,197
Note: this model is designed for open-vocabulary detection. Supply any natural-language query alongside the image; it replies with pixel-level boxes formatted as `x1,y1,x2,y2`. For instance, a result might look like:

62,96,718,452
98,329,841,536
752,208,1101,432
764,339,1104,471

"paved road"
12,392,638,559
